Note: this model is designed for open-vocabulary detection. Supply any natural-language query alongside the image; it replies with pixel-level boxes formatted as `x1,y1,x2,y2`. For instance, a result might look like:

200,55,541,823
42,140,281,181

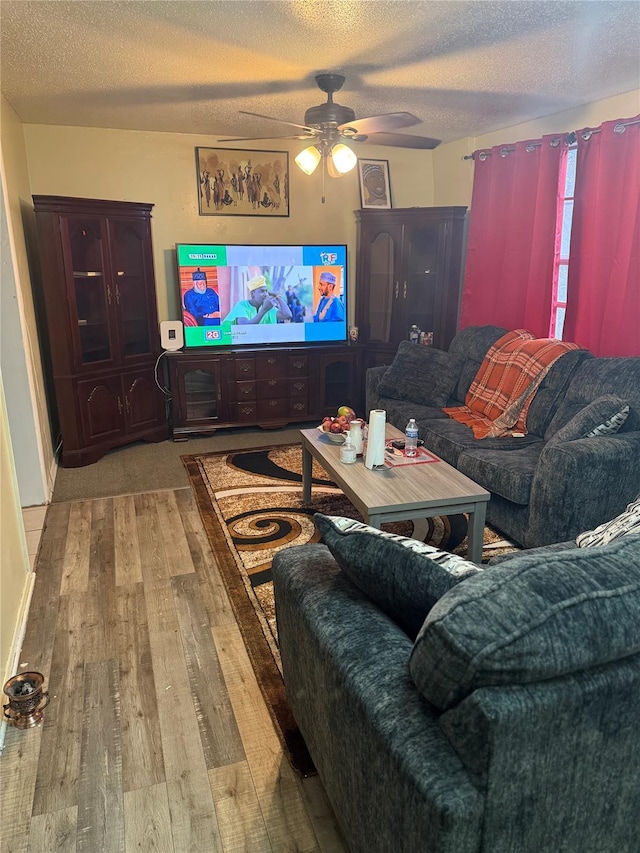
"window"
550,146,577,339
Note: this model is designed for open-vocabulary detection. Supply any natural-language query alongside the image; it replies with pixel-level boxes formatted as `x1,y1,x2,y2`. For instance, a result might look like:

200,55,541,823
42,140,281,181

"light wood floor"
1,488,348,853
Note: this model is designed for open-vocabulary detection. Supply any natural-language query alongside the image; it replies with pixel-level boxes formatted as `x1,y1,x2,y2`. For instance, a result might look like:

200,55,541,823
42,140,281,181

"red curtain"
563,116,640,356
459,135,565,337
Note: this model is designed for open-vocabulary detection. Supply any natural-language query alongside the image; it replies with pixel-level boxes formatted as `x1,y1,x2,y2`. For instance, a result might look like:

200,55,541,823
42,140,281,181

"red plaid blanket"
443,329,582,438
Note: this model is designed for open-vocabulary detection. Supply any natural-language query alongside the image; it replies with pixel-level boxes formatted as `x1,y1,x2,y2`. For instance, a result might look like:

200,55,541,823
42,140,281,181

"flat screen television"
176,243,348,349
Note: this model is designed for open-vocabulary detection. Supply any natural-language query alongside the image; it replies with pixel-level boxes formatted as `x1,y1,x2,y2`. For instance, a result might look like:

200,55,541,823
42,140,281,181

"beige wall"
433,89,640,207
0,377,31,685
1,96,55,503
23,126,435,323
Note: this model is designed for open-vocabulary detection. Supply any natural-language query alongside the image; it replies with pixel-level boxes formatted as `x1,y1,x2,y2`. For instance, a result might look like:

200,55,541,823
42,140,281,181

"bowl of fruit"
318,407,362,444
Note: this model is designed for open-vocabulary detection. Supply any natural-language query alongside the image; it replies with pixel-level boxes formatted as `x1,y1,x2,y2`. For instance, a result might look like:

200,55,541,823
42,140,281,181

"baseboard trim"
0,571,36,753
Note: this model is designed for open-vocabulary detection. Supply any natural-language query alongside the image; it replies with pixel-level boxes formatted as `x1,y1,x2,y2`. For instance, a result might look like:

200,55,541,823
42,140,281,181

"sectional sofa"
366,325,640,548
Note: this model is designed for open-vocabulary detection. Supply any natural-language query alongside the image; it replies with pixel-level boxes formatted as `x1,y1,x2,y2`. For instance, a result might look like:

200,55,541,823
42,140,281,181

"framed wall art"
196,147,289,217
358,158,392,209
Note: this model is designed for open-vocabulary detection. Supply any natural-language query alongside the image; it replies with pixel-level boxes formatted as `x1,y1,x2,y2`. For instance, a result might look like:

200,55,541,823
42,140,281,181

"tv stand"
166,345,361,438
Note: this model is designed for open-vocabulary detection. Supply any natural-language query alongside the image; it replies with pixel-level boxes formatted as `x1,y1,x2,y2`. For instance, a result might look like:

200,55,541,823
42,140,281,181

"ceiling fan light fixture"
330,143,357,174
295,145,321,175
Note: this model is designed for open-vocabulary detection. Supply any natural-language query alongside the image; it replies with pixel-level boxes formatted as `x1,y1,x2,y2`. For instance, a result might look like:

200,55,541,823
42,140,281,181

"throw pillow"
576,495,640,547
314,513,481,640
377,341,465,408
546,395,629,447
409,536,640,711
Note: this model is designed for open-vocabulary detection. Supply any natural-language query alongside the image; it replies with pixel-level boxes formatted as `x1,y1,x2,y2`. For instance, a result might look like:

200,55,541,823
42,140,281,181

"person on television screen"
313,271,344,323
223,274,292,325
183,268,220,325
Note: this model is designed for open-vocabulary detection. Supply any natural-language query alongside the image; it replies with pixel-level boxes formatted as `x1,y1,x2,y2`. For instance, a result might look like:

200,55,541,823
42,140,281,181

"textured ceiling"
1,1,639,146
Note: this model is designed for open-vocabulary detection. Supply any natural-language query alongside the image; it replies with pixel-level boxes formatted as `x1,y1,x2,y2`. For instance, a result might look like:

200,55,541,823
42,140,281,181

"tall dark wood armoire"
32,195,168,467
355,206,468,372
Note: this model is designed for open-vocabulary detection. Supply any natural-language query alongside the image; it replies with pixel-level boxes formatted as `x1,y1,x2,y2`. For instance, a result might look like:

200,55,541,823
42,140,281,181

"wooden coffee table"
300,423,490,563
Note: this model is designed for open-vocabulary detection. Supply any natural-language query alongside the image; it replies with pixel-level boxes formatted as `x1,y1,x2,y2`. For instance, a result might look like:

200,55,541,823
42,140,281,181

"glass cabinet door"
183,366,221,423
65,217,113,365
396,222,446,344
109,219,154,359
366,229,399,344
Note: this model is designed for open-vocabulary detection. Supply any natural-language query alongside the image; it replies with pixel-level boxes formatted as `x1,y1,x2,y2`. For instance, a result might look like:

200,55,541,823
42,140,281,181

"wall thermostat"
160,320,184,351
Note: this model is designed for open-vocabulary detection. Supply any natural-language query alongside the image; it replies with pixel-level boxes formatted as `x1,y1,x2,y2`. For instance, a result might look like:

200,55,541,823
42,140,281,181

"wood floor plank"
134,493,171,585
85,497,117,663
171,573,245,769
32,593,87,816
123,784,174,852
175,489,236,627
147,627,223,851
28,806,77,853
60,501,92,594
154,490,195,577
76,659,124,853
212,624,320,853
18,502,71,674
298,776,348,853
114,583,165,792
0,728,44,853
114,495,143,586
209,762,272,852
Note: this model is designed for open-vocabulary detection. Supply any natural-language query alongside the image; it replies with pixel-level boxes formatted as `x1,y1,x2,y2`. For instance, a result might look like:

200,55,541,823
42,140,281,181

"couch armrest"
365,364,390,414
273,544,483,853
526,431,640,547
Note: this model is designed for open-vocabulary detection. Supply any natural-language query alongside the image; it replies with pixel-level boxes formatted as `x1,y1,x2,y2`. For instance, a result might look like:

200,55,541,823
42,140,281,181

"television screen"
176,243,348,349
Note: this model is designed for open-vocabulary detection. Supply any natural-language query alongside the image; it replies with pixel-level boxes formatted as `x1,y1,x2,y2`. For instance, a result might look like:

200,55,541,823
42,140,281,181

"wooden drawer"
257,397,289,420
230,380,256,402
256,353,287,379
289,397,308,418
233,358,256,380
289,377,308,397
256,377,289,399
231,401,258,422
288,355,308,375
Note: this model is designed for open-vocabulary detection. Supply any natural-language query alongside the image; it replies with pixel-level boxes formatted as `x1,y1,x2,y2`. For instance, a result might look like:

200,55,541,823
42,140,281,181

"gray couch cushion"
409,535,640,711
314,513,481,639
524,348,590,437
547,395,630,447
377,341,465,407
545,357,640,439
456,444,544,505
448,325,507,403
420,419,542,468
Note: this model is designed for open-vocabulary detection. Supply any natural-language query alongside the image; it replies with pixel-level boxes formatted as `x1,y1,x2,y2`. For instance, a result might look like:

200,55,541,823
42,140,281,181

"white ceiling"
1,1,639,147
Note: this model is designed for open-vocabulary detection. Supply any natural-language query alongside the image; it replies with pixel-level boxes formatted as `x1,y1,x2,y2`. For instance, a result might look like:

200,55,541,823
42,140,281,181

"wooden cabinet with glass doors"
32,196,167,467
355,207,468,373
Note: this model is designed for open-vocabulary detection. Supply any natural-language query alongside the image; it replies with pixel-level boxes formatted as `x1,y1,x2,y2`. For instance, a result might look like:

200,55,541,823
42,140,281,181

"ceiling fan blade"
338,112,420,135
218,134,315,143
239,110,315,134
356,131,441,150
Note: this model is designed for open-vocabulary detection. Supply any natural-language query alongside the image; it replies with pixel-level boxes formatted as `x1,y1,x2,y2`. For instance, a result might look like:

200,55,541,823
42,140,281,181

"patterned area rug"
183,444,518,775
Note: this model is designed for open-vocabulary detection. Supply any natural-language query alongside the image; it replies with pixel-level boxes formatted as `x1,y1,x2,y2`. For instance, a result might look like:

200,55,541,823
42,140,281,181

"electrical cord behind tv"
154,351,172,397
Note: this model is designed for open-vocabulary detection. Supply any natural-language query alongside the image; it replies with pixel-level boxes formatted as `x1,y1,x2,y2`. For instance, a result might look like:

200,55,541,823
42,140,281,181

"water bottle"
405,418,419,457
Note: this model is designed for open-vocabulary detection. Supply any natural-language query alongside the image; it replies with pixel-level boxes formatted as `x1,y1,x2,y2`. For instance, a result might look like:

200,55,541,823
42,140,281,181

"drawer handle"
240,406,254,415
240,364,250,373
268,400,277,407
292,360,304,369
268,379,277,386
240,387,252,396
267,356,276,364
293,402,305,411
292,382,304,392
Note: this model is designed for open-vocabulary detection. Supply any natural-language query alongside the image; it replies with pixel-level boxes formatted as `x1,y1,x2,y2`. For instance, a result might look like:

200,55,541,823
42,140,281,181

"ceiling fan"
218,73,441,180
